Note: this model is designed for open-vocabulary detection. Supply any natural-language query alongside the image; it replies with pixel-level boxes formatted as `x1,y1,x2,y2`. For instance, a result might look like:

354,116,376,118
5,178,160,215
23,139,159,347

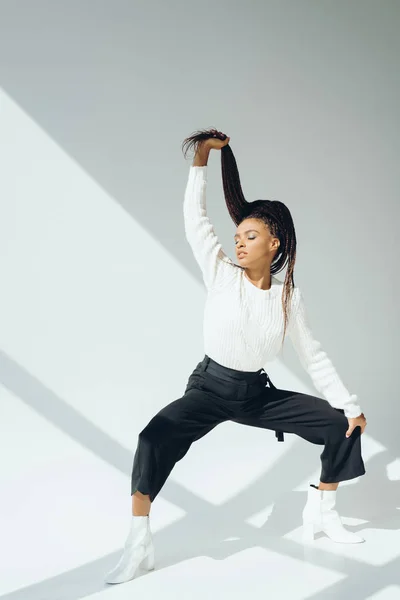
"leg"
132,490,151,517
233,387,365,484
131,378,230,504
233,386,365,543
318,482,339,491
106,375,229,585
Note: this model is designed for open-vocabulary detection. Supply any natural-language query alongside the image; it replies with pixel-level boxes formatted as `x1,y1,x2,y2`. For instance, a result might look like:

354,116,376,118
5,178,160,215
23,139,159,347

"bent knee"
139,413,176,445
325,412,348,440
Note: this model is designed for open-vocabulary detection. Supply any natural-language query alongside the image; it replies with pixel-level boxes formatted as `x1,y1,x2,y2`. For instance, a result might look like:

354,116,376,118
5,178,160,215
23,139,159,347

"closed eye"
235,236,256,245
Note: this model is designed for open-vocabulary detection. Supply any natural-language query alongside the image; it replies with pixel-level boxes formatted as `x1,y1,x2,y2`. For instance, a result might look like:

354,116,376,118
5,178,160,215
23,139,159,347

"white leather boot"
105,515,155,584
302,485,364,544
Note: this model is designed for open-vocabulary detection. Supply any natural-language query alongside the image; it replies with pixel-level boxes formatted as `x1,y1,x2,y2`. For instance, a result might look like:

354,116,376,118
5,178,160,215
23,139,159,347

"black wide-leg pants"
131,355,365,502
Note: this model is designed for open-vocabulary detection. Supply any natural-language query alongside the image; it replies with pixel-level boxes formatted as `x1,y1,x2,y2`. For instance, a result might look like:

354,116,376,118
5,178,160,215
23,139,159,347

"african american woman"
105,128,367,585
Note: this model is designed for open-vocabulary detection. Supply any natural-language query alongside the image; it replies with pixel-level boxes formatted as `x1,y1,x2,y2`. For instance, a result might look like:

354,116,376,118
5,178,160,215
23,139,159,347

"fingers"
360,416,367,434
210,129,229,142
346,418,367,437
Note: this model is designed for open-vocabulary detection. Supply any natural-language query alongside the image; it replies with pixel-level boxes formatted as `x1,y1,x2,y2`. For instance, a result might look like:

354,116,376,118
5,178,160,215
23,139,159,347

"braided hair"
182,127,297,347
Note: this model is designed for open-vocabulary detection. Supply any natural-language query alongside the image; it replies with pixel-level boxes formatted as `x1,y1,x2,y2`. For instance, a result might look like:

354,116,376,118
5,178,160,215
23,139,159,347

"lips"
237,252,248,258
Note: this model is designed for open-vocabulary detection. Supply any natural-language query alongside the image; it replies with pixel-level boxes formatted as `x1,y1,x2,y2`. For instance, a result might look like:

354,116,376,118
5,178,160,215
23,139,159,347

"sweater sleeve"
183,165,235,290
288,289,362,419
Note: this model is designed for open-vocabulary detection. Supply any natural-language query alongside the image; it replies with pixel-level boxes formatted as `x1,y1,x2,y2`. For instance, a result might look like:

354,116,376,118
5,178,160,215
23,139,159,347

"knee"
325,413,348,441
138,413,174,446
139,422,159,446
138,426,153,445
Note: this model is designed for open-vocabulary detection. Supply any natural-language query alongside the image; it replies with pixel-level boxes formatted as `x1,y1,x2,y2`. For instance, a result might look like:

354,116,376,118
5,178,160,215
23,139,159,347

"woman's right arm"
183,139,235,291
193,142,210,167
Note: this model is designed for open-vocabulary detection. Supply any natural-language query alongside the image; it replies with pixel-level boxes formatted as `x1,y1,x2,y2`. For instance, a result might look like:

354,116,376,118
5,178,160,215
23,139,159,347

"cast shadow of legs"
258,446,400,542
142,435,322,571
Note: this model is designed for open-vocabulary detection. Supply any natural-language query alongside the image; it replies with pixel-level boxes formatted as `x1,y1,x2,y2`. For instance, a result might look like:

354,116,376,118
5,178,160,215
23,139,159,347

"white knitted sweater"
183,166,361,419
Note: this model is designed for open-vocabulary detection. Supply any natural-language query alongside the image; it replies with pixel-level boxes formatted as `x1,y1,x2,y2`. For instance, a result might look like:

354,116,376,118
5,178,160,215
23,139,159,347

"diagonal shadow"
302,552,400,600
1,350,400,600
0,3,399,599
0,0,398,461
0,350,131,476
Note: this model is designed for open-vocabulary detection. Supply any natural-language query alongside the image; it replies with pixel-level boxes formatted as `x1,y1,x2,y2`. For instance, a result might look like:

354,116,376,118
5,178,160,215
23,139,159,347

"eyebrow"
234,229,259,239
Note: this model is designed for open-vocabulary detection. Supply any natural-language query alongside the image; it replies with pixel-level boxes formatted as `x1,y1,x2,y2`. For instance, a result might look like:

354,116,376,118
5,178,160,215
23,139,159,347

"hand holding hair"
181,127,230,157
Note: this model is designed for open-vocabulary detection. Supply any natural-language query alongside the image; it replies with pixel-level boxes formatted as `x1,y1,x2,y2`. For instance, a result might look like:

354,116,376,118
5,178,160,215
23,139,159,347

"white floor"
1,379,400,600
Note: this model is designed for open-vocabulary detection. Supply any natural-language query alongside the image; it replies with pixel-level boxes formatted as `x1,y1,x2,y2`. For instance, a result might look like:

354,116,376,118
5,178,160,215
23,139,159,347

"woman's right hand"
191,129,230,166
203,129,230,150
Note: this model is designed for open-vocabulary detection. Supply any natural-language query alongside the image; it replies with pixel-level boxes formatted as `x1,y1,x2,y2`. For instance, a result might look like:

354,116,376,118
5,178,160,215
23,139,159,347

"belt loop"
276,430,284,442
200,355,210,372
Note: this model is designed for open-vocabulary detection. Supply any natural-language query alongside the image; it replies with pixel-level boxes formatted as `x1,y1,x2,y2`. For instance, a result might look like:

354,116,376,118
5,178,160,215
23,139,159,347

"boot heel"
302,521,315,542
141,545,155,571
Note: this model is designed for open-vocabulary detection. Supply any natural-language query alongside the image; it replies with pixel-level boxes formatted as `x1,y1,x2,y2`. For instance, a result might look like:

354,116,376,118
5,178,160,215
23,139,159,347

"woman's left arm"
288,288,363,422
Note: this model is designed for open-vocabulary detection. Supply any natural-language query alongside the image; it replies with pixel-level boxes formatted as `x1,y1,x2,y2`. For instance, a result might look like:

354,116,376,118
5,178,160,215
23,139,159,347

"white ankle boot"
105,515,155,584
302,485,364,544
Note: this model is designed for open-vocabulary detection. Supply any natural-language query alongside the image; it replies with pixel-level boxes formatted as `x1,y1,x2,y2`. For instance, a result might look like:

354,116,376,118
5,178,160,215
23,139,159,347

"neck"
244,267,272,290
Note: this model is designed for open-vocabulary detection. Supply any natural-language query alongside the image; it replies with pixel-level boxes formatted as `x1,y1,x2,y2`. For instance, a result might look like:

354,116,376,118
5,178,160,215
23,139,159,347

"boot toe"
327,529,365,544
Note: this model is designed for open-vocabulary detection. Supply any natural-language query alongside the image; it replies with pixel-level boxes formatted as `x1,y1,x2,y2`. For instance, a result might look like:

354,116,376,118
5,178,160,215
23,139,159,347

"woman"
105,128,367,585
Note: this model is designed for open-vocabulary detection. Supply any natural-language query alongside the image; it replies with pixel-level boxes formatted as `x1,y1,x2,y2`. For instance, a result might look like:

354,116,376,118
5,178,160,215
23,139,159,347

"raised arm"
288,289,362,419
183,139,236,291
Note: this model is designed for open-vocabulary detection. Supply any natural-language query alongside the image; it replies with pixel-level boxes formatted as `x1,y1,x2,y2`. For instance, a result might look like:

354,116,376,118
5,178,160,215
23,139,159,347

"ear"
271,237,280,251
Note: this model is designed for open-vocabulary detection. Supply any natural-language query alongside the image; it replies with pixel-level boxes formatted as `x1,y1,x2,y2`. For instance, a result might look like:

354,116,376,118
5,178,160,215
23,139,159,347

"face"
234,218,280,266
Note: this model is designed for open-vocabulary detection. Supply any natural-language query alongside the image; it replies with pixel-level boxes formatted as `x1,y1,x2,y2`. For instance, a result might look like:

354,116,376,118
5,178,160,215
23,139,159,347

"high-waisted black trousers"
131,355,365,502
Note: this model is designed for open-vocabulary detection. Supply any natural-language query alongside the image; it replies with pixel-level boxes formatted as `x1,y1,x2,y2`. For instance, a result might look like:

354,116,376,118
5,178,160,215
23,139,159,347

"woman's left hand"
346,413,367,437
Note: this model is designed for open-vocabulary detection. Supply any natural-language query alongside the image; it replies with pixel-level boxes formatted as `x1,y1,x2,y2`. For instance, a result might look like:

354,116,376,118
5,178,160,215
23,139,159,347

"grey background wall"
0,1,399,598
1,0,398,447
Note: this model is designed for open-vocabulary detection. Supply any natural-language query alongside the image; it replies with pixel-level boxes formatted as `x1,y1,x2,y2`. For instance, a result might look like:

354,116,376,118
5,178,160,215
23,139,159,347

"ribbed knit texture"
183,166,361,419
